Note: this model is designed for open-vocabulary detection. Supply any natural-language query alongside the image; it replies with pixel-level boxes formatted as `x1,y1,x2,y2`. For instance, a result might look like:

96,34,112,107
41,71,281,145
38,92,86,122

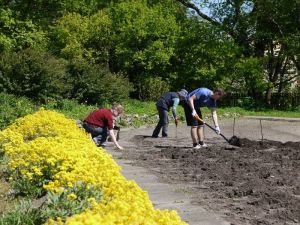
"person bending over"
183,87,225,149
152,89,188,138
83,103,124,150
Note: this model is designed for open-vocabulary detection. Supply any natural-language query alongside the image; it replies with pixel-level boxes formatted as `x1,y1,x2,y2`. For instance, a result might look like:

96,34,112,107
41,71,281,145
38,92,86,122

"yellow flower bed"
0,109,187,225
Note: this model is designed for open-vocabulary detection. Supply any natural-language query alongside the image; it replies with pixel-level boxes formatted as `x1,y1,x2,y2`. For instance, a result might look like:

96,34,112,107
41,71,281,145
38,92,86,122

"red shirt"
84,108,114,130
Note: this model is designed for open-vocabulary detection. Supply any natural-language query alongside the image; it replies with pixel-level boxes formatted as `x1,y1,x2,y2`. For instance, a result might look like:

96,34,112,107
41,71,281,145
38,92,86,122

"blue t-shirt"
185,88,216,109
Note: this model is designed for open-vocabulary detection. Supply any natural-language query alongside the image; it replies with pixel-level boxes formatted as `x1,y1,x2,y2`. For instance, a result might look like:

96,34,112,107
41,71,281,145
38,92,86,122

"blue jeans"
83,122,108,145
152,107,169,137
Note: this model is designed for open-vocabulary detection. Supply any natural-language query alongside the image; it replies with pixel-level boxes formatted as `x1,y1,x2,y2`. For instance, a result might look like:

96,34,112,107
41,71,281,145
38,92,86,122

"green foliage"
85,11,113,64
220,57,267,94
67,60,133,105
50,13,89,61
41,182,102,221
0,200,42,225
108,1,180,95
0,182,103,225
173,18,238,90
50,11,112,64
11,175,46,198
136,77,170,101
0,48,71,102
43,98,95,121
176,0,299,104
0,93,36,129
0,9,47,52
122,99,156,115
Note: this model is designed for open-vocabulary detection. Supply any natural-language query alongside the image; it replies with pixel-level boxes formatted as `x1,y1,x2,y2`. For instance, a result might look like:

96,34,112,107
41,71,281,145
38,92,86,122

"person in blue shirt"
152,89,188,138
183,87,225,149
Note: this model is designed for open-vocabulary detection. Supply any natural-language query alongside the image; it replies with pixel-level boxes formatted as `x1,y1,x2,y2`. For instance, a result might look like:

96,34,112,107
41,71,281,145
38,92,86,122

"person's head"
177,89,188,100
212,88,225,100
111,103,124,117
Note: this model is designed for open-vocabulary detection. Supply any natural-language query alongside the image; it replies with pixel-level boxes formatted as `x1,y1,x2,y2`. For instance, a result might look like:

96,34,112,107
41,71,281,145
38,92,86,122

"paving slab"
110,157,231,225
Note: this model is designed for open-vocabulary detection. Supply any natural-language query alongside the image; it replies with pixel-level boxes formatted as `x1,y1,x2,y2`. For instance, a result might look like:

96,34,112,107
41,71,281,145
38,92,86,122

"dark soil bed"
126,135,300,225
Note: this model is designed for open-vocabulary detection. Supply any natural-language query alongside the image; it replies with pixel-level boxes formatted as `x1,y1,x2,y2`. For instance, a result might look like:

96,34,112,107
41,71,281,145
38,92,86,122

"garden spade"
195,117,240,147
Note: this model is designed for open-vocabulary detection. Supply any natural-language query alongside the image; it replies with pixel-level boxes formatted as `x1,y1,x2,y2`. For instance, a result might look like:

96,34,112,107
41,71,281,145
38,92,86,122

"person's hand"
192,110,201,121
215,126,221,135
175,118,179,126
191,109,197,117
116,145,124,150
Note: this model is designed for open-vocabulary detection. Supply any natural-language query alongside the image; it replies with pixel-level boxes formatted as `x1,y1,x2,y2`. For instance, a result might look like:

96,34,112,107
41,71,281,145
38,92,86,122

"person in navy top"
152,89,188,138
183,87,225,149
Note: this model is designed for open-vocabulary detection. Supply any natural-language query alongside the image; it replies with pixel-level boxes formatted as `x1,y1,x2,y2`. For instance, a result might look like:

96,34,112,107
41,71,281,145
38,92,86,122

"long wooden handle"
195,117,230,143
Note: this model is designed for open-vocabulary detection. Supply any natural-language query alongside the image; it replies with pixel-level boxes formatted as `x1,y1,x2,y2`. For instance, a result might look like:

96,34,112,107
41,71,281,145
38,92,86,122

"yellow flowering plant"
41,182,103,221
0,109,187,225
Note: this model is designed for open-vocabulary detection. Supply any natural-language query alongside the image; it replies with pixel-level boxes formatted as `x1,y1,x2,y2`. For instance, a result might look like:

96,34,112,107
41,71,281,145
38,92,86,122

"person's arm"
108,129,123,150
171,98,180,119
211,108,220,134
189,95,196,110
189,95,198,116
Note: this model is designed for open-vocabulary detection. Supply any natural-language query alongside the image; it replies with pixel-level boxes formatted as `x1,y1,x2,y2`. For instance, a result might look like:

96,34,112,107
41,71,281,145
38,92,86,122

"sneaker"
193,144,201,150
201,143,208,148
100,142,107,147
92,137,99,145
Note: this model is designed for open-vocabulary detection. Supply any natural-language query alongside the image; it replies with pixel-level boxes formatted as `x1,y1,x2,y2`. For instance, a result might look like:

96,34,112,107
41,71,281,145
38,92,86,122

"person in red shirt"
83,103,124,150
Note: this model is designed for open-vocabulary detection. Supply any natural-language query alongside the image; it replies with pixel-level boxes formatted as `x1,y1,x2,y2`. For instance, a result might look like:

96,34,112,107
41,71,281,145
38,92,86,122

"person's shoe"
193,144,201,150
92,137,100,146
151,135,158,138
201,143,208,148
100,142,107,148
162,135,168,138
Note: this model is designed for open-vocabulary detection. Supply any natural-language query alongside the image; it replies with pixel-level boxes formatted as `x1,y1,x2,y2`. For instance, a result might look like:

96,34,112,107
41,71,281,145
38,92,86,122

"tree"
49,11,112,65
171,16,238,90
0,8,47,52
108,1,181,98
175,0,300,104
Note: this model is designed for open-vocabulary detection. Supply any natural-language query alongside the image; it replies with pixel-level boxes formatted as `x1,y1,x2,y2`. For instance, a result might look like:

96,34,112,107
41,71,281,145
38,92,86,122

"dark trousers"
152,107,169,137
83,122,108,144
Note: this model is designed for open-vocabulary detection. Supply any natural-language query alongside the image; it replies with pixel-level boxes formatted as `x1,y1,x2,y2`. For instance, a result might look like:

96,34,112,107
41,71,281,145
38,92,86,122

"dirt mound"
128,135,300,225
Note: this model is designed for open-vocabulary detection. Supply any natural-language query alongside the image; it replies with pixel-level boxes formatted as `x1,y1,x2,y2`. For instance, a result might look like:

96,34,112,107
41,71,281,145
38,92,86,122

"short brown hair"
112,103,124,115
214,88,226,97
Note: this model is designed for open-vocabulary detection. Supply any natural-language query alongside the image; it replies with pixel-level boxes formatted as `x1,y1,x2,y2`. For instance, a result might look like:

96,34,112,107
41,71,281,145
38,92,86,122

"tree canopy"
0,0,299,107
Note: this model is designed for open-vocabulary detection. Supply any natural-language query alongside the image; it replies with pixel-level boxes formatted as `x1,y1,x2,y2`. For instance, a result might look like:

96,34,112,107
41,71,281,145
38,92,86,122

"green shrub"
0,200,42,225
136,77,170,101
0,49,71,102
0,92,36,129
41,182,103,221
43,98,95,121
67,60,133,104
11,175,46,198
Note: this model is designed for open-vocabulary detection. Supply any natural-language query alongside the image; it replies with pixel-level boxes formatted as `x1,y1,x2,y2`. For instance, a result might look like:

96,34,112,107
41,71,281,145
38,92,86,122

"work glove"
215,126,221,135
191,109,201,121
175,118,179,126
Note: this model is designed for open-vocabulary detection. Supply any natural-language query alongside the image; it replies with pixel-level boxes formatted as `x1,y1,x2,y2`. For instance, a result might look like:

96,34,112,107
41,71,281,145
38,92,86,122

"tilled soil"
121,132,300,225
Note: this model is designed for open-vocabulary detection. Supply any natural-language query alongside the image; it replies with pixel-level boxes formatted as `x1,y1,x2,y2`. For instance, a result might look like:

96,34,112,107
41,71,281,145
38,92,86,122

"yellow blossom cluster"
0,109,187,225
